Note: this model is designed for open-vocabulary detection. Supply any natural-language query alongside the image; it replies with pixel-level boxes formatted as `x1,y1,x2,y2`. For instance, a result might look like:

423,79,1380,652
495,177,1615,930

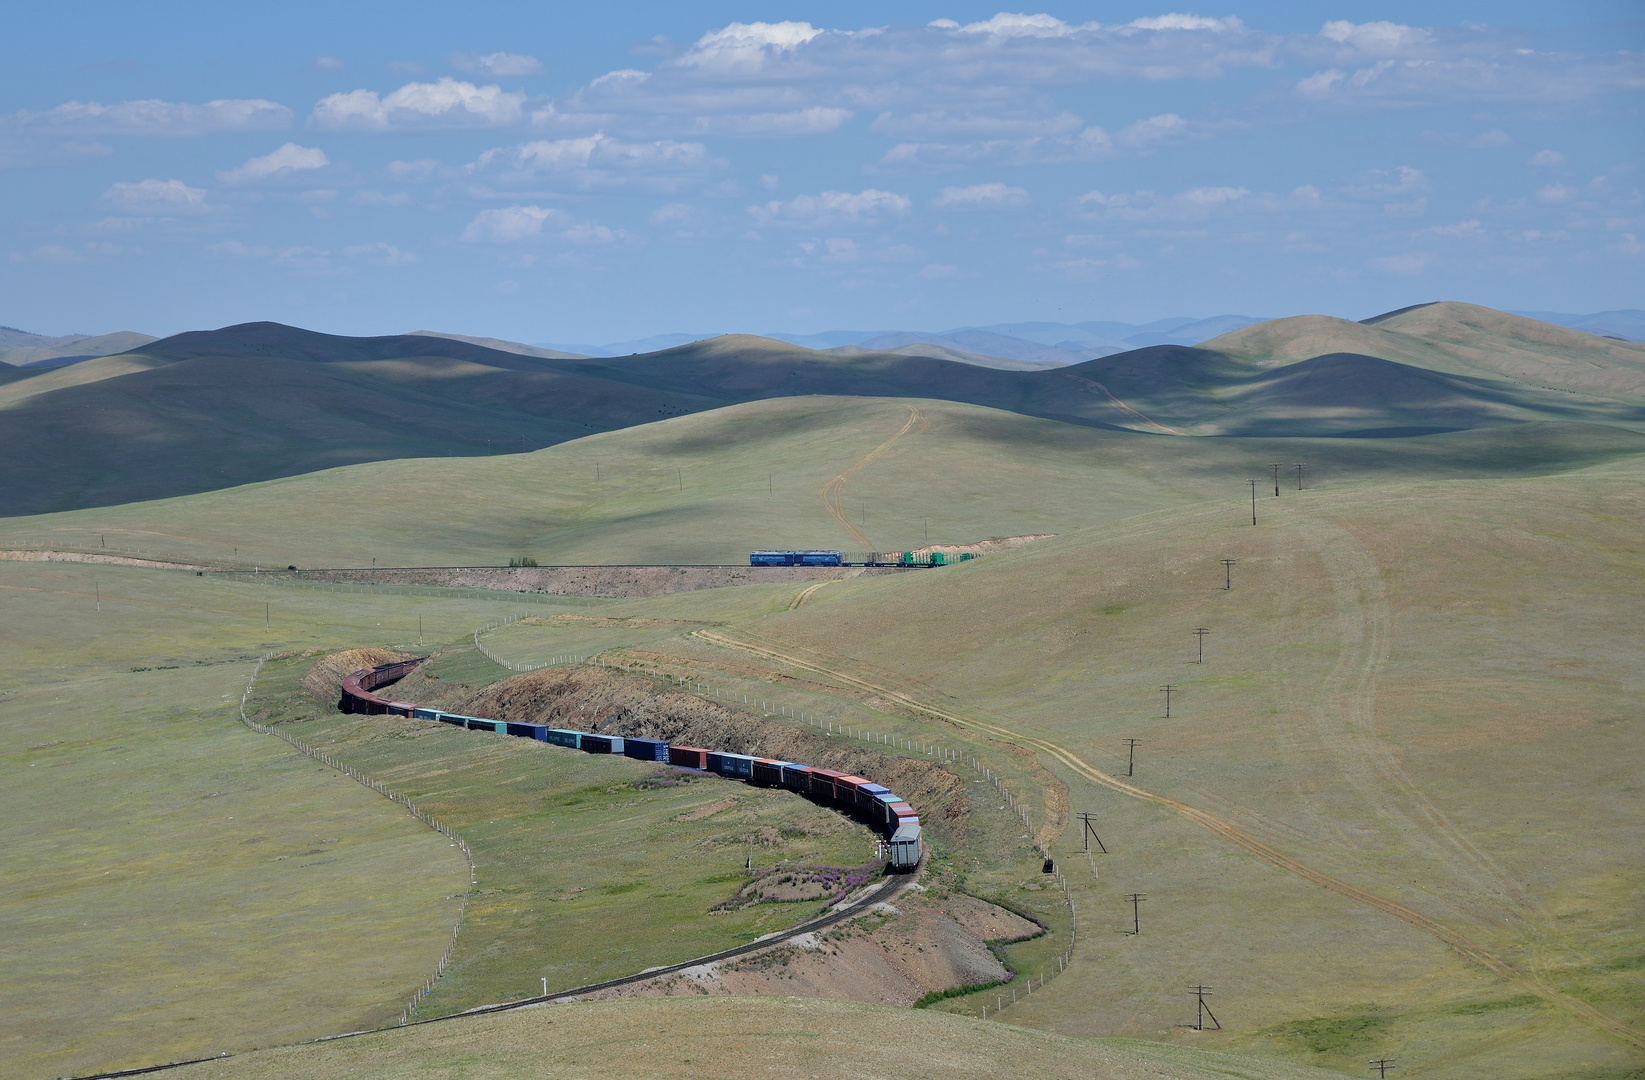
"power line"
1294,461,1307,490
1369,1060,1397,1078
1269,462,1283,497
1159,684,1177,718
1123,893,1146,935
1220,558,1236,590
1247,479,1259,525
1077,811,1107,853
1123,737,1141,777
1192,627,1210,663
1188,984,1221,1030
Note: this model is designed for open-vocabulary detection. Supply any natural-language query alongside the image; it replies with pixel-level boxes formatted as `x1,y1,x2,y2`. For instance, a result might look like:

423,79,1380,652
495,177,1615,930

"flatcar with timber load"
335,659,923,870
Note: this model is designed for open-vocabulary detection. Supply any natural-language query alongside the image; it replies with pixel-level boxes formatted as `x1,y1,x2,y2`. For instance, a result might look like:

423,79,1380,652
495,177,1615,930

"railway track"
74,859,916,1080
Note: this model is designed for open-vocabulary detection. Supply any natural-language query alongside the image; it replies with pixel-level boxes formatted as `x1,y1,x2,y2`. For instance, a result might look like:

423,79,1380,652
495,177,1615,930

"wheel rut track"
819,404,928,549
692,629,1644,1051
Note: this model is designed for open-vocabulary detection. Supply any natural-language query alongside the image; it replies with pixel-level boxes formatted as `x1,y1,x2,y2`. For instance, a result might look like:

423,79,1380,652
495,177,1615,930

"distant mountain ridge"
539,315,1271,367
0,328,156,367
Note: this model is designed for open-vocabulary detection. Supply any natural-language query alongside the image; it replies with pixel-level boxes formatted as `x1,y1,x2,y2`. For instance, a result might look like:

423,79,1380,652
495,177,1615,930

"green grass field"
4,380,1642,1078
4,396,1643,569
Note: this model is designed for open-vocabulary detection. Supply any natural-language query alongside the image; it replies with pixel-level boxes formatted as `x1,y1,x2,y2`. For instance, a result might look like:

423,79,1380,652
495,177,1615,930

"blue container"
507,722,547,740
412,707,440,721
546,729,583,749
581,734,624,755
436,714,466,726
623,737,669,762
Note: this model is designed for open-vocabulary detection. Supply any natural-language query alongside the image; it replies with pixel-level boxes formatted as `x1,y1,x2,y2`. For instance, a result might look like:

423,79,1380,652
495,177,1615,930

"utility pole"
1369,1060,1397,1079
1269,462,1283,496
1123,893,1147,935
1192,627,1210,663
95,582,100,612
419,615,423,647
1221,558,1236,590
1123,738,1141,777
1247,479,1258,525
265,602,270,630
1295,462,1307,490
1077,812,1107,853
1188,985,1220,1030
678,468,682,492
1159,684,1177,718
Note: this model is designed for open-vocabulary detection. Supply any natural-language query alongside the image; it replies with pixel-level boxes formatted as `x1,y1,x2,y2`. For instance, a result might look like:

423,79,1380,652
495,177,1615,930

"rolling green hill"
1,308,1640,518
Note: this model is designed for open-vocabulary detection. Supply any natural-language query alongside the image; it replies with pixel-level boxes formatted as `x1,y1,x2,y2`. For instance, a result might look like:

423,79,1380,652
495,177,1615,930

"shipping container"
707,752,755,778
580,734,624,755
751,759,794,787
466,718,506,733
779,763,813,792
506,722,547,740
386,702,415,717
807,767,845,802
623,737,670,762
546,728,583,749
668,745,709,769
412,707,440,721
437,714,467,727
835,775,870,804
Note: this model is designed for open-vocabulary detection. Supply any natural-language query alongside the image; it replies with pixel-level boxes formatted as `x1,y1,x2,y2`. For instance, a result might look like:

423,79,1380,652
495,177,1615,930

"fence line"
237,654,475,1025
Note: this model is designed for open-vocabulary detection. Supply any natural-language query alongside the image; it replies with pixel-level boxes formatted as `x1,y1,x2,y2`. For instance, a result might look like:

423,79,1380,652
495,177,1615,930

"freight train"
340,661,923,869
749,549,976,567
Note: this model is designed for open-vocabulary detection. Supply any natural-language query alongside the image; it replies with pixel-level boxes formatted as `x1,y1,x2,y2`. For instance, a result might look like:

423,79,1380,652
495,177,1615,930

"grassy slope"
612,456,1645,1077
1204,302,1645,400
5,307,1641,516
166,996,1360,1080
0,560,576,1076
5,396,1645,570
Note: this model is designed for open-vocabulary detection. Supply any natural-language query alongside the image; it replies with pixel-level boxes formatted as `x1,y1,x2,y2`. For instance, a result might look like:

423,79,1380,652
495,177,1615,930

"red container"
669,745,709,769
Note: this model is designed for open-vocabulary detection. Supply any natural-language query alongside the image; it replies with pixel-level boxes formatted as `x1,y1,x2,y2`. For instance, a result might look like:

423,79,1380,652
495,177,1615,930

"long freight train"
749,549,976,567
340,660,923,869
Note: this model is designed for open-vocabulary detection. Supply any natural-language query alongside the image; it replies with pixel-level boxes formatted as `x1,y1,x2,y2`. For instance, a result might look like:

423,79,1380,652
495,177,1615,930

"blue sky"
3,1,1641,341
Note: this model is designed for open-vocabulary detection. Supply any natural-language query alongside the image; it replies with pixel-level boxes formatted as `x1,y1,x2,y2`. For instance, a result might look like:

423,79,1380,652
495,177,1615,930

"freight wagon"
338,661,923,870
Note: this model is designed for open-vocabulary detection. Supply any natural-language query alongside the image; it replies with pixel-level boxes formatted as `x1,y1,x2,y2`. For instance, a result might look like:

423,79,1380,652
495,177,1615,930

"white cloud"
217,142,328,184
1470,129,1511,148
386,158,441,180
1428,219,1486,239
476,134,710,174
450,51,544,77
461,205,562,242
1530,149,1566,167
1368,252,1430,274
352,189,415,207
681,21,823,72
100,178,207,212
1077,184,1269,224
1116,113,1187,148
4,97,291,136
1537,183,1576,203
1128,14,1242,32
311,78,525,131
938,14,1091,38
1320,20,1432,54
308,56,345,72
934,183,1030,209
205,240,333,270
343,241,417,265
748,188,910,225
649,202,698,225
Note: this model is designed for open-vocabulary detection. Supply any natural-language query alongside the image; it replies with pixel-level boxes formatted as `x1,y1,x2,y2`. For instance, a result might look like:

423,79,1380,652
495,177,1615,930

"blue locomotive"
750,550,843,566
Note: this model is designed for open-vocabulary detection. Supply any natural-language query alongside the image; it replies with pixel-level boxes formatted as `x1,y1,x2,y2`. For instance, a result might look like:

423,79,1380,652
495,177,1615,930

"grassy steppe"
165,996,1361,1080
0,561,595,1077
4,397,1643,569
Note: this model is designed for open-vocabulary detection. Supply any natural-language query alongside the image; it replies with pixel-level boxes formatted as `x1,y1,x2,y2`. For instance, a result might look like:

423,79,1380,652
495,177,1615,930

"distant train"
340,661,923,869
750,549,976,568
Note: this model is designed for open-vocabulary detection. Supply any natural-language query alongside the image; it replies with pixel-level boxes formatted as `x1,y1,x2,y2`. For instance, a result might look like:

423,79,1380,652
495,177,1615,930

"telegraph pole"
1192,627,1210,663
1123,893,1147,935
1123,737,1141,777
1294,462,1307,490
1077,812,1107,853
1369,1060,1397,1079
1269,462,1283,496
1221,558,1236,590
1247,479,1258,525
1159,684,1177,718
1188,985,1220,1030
